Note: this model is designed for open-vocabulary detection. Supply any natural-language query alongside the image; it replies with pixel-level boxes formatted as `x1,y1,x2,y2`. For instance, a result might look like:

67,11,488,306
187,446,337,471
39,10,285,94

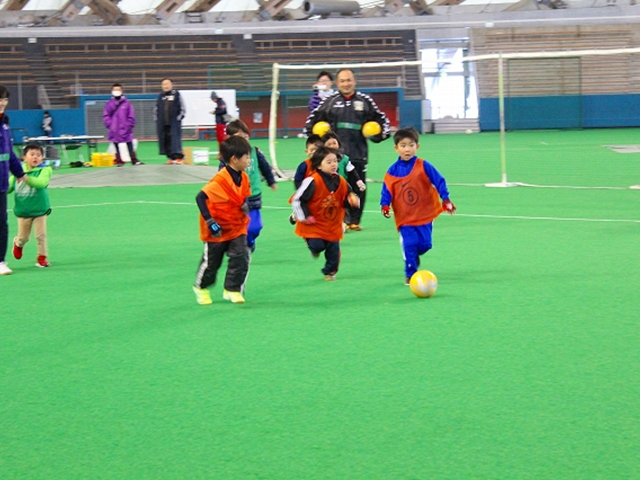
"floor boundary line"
47,200,640,224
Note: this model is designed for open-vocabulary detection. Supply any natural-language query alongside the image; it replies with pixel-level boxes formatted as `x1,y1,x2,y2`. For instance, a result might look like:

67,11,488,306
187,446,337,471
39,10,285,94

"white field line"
45,200,640,224
448,182,630,190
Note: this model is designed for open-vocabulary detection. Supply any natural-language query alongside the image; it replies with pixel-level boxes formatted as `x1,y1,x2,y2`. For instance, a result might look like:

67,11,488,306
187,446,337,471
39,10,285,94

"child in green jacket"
9,144,52,268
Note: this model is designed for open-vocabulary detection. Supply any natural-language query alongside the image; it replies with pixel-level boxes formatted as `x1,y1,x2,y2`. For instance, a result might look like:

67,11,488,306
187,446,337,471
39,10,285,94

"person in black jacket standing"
304,69,390,230
155,78,186,164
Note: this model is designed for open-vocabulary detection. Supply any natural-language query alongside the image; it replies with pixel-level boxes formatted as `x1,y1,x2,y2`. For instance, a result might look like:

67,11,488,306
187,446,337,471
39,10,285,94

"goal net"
268,60,421,178
270,47,640,188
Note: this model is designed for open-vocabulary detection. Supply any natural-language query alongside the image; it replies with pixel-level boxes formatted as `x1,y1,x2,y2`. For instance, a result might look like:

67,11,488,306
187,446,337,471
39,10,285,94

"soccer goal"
268,60,422,178
270,47,640,188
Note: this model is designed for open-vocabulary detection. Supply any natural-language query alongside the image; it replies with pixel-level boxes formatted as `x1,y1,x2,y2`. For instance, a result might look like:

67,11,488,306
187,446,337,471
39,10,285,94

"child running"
293,134,324,189
290,146,360,281
225,119,277,253
321,131,366,229
289,134,324,225
380,127,456,285
193,136,252,305
321,131,366,192
9,144,52,268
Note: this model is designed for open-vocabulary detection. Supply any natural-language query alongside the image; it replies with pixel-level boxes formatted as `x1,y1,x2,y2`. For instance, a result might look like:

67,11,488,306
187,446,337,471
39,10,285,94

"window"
421,47,478,119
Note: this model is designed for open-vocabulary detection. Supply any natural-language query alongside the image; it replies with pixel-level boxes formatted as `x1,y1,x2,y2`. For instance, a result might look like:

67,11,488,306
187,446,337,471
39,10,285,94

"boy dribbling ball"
380,127,456,285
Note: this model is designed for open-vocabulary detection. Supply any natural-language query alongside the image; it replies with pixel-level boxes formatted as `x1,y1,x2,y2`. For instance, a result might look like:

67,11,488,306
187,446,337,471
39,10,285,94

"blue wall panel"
398,98,422,132
506,96,581,130
582,94,640,127
7,109,86,142
479,98,500,131
480,94,640,131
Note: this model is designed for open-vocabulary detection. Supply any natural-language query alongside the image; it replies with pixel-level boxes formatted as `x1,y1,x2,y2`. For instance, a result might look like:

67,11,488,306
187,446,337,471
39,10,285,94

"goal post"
270,47,640,185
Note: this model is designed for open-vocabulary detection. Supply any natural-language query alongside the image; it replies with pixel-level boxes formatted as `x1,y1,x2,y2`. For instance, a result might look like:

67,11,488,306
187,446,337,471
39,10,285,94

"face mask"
112,91,122,98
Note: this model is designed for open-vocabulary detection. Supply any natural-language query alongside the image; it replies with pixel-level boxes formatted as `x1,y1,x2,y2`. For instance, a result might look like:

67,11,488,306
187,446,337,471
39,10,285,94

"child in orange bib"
193,136,252,305
380,127,456,285
290,146,359,281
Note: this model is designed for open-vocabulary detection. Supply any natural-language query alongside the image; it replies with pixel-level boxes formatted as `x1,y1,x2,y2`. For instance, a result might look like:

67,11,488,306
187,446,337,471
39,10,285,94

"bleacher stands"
471,25,639,98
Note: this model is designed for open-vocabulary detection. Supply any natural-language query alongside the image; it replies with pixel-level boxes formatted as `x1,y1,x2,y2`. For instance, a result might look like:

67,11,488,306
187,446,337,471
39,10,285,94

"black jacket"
304,91,390,163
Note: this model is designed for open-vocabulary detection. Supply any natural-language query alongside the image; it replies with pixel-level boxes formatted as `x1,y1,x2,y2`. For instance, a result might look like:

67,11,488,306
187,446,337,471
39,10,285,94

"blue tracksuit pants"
247,209,263,250
399,223,433,278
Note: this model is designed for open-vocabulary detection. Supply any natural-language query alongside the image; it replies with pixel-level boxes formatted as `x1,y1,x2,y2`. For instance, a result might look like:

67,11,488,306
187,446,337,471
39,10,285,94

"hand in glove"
442,199,456,215
206,219,222,237
381,205,391,218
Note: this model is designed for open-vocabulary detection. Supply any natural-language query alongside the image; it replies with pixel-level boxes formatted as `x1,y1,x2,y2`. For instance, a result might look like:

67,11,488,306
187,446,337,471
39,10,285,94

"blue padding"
479,94,640,131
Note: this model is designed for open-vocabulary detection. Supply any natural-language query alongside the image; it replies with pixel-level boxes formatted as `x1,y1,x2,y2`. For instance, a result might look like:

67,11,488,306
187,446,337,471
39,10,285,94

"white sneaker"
0,261,13,275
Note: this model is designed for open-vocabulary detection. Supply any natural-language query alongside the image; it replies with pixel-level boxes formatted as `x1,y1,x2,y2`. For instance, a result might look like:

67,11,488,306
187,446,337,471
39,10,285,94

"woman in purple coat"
103,84,143,166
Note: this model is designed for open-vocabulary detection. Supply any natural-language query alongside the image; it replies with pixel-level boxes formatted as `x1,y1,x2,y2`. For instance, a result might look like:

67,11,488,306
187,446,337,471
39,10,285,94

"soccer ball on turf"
312,121,331,136
362,121,382,138
409,270,438,298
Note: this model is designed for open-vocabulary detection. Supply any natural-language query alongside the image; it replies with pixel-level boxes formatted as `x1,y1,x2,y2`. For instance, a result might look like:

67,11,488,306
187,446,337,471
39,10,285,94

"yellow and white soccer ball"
409,270,438,298
312,121,331,136
362,121,382,138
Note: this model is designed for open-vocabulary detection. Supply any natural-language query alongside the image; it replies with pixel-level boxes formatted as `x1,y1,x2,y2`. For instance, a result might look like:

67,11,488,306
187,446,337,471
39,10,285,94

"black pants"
306,238,340,275
163,126,183,160
0,192,7,262
194,235,249,292
347,160,367,225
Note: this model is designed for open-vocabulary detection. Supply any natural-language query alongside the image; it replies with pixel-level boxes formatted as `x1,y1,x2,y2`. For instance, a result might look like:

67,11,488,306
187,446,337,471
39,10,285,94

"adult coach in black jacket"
305,69,390,230
155,78,186,164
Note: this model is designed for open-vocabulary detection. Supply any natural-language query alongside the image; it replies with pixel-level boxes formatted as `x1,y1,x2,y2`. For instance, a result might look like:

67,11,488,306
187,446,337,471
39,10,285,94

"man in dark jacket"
155,78,186,165
305,69,390,230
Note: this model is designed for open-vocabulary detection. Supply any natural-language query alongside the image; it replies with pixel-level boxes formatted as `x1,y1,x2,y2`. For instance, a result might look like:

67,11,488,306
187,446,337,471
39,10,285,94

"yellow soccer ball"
312,121,331,136
409,270,438,298
362,121,382,138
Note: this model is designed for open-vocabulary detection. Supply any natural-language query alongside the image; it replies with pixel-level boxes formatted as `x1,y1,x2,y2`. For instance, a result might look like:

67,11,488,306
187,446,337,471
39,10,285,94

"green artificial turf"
2,129,639,479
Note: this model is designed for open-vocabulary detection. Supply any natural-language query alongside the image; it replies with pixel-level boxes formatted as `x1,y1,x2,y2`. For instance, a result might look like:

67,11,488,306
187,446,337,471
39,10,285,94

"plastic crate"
91,153,114,167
